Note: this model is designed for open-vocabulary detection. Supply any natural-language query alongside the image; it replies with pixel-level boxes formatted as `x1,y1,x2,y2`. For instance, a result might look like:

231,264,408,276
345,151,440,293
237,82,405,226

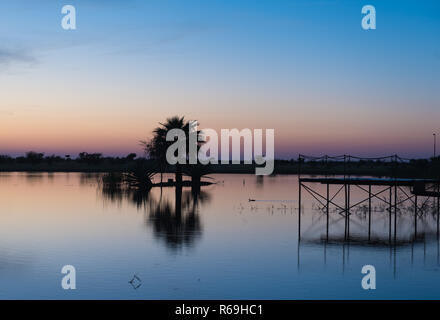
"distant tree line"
0,152,139,165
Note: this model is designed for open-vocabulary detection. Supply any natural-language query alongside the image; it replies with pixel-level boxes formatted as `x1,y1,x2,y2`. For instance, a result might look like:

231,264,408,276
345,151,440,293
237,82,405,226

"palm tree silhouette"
143,116,187,185
142,116,204,186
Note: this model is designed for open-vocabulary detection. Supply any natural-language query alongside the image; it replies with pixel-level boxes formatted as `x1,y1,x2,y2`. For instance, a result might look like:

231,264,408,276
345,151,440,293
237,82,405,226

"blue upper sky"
1,0,439,158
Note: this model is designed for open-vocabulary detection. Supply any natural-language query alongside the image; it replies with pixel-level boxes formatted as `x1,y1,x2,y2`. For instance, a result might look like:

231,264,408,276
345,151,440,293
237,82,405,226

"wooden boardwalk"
298,176,440,243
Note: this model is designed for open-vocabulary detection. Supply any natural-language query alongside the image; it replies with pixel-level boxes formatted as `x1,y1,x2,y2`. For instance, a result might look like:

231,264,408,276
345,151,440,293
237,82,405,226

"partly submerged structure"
297,155,440,244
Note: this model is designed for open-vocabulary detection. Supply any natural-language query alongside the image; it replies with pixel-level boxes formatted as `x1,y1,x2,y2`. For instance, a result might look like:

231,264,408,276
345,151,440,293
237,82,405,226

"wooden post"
343,155,346,178
326,183,329,240
344,155,347,241
394,183,397,243
368,184,372,241
298,179,301,242
394,155,398,244
389,187,392,244
415,195,418,239
347,184,350,240
437,182,439,239
298,156,301,242
344,183,348,241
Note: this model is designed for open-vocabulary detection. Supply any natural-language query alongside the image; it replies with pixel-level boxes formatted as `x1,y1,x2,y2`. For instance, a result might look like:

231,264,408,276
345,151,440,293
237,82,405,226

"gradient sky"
1,0,439,159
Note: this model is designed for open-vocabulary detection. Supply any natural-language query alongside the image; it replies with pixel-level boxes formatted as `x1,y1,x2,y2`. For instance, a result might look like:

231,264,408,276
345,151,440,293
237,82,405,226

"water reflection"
298,180,440,279
99,178,210,251
255,175,264,188
147,188,209,250
24,172,45,185
1,173,440,298
302,190,440,244
80,172,101,186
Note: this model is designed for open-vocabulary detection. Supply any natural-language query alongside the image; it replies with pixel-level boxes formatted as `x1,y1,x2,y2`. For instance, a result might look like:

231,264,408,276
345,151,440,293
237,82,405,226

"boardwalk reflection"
297,195,440,277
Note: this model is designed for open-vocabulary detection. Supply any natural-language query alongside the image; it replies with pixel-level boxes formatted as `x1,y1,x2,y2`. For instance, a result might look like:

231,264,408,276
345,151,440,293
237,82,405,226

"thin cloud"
0,47,37,66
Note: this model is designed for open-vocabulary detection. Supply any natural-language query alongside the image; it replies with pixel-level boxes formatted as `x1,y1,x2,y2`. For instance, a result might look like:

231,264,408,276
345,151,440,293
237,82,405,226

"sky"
0,0,439,159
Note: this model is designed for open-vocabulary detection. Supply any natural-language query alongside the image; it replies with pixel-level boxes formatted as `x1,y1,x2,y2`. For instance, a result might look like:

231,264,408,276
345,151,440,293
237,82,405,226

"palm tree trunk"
192,175,201,186
175,163,182,185
175,185,182,218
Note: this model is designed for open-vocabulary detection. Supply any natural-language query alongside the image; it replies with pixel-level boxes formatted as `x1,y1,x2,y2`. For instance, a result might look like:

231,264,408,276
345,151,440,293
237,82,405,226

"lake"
0,172,439,299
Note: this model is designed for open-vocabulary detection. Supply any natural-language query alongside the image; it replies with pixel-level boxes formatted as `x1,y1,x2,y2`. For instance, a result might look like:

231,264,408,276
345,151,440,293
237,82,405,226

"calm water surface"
0,172,439,299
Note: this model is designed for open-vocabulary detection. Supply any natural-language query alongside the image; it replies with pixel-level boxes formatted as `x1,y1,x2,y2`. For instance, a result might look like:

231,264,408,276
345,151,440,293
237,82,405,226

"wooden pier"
297,155,440,244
